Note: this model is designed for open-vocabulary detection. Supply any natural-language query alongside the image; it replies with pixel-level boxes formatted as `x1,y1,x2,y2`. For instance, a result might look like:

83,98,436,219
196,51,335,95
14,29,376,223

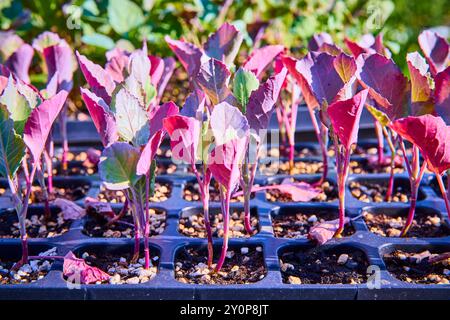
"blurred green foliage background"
1,0,449,70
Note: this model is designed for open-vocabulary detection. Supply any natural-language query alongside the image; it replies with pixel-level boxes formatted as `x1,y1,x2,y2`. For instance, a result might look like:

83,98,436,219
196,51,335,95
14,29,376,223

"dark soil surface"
349,181,410,203
259,160,323,175
156,163,177,175
98,183,171,203
83,209,166,238
349,159,404,174
175,246,266,284
0,258,52,285
384,250,450,284
266,180,337,203
71,250,159,285
272,211,355,238
328,145,379,157
280,248,369,284
363,212,449,238
183,182,245,202
0,210,71,238
179,210,259,238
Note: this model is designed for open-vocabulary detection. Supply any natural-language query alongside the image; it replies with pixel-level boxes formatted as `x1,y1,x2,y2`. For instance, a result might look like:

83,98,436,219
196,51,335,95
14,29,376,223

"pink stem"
215,188,231,272
400,184,418,237
436,174,450,220
307,106,328,185
44,150,53,193
374,120,384,165
193,165,214,266
144,173,150,270
59,109,69,174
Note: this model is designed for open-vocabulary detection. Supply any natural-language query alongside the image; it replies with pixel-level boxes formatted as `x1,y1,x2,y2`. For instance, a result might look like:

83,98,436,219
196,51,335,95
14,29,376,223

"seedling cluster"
0,25,448,286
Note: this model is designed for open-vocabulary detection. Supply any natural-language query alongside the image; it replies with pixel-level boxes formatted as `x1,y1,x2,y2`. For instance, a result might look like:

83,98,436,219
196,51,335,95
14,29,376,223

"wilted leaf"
63,251,110,284
84,197,114,218
308,218,350,245
53,198,86,220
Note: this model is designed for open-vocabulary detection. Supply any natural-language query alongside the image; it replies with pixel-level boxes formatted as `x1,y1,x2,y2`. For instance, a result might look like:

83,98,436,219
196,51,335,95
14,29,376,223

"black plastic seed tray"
0,125,449,300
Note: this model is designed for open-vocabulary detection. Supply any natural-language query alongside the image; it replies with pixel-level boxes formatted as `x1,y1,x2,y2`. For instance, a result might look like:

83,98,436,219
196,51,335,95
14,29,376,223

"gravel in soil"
363,212,449,238
0,211,71,238
83,209,166,238
280,248,369,284
0,258,53,285
74,251,159,285
266,180,337,203
265,147,318,158
273,212,355,238
156,163,177,175
259,160,323,175
183,182,245,202
179,211,259,238
53,162,97,176
98,183,172,203
384,250,450,284
349,159,404,174
349,181,410,203
175,246,266,284
29,184,90,203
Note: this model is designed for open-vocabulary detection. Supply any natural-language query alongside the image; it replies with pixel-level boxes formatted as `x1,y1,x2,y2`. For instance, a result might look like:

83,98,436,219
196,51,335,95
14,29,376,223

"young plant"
80,47,178,269
274,57,301,174
167,24,284,237
355,53,408,201
208,102,249,271
33,32,77,176
282,50,350,186
326,89,369,236
390,115,450,226
163,93,217,265
0,31,33,83
0,74,68,267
